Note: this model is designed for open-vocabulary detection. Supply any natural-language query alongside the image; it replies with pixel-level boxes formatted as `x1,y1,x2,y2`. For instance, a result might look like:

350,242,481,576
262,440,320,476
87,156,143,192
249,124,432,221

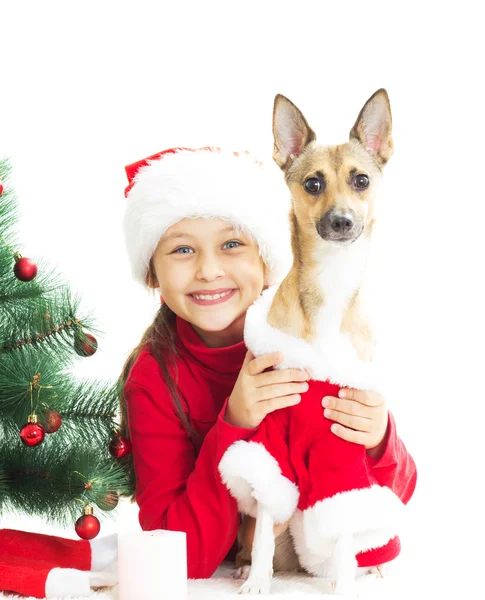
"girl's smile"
187,288,238,306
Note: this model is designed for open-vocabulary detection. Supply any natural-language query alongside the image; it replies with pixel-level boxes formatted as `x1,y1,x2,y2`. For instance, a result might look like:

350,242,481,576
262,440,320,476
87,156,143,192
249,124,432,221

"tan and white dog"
219,89,401,595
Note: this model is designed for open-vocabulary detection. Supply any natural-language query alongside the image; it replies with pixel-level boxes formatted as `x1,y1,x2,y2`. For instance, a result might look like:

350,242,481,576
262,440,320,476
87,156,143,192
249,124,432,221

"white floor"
0,491,481,599
0,562,402,600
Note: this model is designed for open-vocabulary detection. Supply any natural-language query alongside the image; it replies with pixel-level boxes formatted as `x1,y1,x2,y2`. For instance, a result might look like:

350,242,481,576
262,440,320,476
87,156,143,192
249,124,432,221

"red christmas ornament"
74,333,98,357
96,491,119,511
41,409,62,434
108,434,132,459
14,256,38,282
75,505,100,540
0,181,4,195
20,415,45,447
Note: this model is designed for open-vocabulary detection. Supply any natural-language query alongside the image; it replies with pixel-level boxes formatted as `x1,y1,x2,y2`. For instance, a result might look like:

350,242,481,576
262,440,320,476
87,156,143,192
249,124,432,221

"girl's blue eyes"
172,241,242,254
223,240,241,250
174,246,194,254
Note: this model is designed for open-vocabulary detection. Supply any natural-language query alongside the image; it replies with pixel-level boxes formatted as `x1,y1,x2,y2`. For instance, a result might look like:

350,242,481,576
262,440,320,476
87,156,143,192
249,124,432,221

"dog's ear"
349,89,393,166
273,94,316,170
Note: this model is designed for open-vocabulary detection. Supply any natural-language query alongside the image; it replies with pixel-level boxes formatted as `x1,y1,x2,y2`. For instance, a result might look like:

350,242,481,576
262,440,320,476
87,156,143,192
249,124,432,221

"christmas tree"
0,157,131,540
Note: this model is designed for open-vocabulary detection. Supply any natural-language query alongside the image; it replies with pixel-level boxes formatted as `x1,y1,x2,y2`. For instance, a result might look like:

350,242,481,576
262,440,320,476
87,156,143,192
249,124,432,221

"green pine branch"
0,440,131,526
1,288,99,358
0,159,19,253
0,156,132,527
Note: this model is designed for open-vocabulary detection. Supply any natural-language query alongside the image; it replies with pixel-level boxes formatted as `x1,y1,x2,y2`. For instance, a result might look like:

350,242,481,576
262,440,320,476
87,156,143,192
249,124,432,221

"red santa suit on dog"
219,286,405,581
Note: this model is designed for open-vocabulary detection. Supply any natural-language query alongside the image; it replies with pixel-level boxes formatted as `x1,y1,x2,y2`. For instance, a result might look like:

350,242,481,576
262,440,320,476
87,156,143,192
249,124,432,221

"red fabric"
365,411,417,504
0,555,52,599
243,379,417,566
125,316,417,578
0,529,92,598
0,528,91,569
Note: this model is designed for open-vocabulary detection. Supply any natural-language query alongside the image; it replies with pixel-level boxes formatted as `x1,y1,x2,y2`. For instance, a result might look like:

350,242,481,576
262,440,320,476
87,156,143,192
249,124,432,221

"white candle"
118,530,187,600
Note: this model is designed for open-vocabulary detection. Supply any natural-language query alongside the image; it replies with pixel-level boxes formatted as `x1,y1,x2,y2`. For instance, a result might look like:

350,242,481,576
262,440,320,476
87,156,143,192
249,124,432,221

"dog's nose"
316,209,361,242
330,214,354,233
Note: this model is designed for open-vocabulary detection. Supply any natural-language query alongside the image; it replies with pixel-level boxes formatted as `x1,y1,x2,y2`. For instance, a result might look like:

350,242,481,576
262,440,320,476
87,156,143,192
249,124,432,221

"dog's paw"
332,578,355,596
367,564,388,579
238,572,272,595
233,565,252,580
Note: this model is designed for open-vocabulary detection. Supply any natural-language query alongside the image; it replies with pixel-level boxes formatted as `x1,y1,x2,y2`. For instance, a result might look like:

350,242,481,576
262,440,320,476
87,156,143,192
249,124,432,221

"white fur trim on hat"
90,533,118,571
45,568,93,598
123,148,293,286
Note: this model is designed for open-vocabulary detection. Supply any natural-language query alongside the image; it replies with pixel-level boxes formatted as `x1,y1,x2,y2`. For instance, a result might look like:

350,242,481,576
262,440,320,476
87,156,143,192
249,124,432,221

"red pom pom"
75,513,100,540
74,333,98,357
96,491,119,511
108,435,132,459
20,417,45,447
41,409,62,434
14,257,38,282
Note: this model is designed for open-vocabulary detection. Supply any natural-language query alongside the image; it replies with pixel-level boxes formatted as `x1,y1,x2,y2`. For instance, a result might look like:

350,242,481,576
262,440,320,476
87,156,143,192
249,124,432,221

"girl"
119,146,417,579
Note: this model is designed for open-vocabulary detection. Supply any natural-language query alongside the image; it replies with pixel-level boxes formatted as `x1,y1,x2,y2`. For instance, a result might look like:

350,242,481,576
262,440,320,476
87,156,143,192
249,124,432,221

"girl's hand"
225,351,310,429
322,388,389,457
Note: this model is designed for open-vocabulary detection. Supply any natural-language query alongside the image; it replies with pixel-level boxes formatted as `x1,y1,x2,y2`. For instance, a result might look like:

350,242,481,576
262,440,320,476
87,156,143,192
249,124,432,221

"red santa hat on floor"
123,147,293,287
0,528,118,599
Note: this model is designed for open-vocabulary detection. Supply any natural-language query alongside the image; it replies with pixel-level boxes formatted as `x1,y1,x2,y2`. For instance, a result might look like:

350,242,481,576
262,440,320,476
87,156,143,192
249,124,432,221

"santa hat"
123,147,292,287
0,528,118,598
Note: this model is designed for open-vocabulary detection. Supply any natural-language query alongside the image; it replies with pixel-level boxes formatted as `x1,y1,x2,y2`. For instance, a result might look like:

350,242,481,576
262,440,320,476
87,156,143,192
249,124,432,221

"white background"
1,1,484,595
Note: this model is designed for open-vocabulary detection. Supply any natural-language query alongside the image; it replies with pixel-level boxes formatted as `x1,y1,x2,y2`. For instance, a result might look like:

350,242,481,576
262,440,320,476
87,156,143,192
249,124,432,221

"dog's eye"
304,177,323,194
354,174,370,190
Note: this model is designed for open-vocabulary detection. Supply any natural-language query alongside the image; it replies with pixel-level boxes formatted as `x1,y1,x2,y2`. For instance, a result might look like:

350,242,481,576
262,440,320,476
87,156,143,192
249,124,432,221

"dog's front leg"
238,501,275,595
332,533,357,595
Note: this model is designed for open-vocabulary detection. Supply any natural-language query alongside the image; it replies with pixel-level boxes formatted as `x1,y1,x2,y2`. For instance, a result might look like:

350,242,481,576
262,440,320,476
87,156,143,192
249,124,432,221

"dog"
219,89,402,595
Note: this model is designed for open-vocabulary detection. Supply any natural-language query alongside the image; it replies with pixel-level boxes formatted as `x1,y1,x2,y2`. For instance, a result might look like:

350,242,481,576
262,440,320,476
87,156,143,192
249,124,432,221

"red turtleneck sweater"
124,316,417,579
